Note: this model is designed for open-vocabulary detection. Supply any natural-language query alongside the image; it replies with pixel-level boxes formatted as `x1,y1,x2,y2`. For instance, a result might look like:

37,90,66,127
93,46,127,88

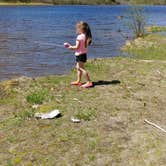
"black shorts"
76,54,87,63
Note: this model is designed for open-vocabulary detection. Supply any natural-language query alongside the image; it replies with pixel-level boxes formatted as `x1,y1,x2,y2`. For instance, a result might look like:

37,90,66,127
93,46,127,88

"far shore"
0,2,116,6
0,2,165,6
0,2,53,6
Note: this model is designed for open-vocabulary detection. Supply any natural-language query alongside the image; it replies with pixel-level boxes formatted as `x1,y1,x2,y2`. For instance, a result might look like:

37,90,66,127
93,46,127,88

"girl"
64,21,93,88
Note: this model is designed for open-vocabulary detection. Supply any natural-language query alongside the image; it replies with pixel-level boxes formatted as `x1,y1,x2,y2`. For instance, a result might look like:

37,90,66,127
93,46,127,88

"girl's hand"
68,40,80,50
64,42,71,48
68,46,73,50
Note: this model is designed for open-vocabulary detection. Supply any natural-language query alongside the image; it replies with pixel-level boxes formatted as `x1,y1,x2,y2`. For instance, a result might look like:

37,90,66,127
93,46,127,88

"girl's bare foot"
81,82,93,88
70,81,82,86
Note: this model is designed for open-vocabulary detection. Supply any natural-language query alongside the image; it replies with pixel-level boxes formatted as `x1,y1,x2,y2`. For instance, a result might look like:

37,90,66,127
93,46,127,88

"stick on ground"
144,119,166,134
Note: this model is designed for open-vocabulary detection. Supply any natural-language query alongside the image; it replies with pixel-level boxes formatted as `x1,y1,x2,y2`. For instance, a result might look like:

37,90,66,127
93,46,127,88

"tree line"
0,0,165,5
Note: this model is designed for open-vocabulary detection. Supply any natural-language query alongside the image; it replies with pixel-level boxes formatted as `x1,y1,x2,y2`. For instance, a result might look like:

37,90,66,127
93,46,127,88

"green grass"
122,33,166,60
146,26,166,33
75,107,96,121
0,32,166,165
14,108,36,120
26,89,50,104
119,0,166,5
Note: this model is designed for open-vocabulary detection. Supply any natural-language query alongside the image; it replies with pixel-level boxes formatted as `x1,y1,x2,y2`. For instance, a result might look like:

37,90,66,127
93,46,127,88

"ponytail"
84,23,92,46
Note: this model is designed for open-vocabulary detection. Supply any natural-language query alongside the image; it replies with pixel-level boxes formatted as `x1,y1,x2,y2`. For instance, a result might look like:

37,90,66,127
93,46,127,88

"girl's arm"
69,40,80,50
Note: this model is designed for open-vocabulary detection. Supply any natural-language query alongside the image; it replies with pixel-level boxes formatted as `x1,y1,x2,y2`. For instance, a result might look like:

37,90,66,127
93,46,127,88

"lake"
0,5,166,80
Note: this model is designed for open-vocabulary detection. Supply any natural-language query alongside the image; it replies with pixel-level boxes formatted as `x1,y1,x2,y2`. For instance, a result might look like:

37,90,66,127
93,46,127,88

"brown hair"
76,21,92,47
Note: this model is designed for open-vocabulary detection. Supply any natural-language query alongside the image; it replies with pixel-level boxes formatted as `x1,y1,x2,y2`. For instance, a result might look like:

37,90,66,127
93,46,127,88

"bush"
127,5,146,38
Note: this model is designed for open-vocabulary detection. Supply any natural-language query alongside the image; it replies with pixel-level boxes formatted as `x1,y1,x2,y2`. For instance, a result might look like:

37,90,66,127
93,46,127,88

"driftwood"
145,119,166,134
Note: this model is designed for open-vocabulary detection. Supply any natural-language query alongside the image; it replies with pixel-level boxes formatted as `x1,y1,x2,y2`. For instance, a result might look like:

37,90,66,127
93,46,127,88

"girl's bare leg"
78,62,91,82
71,63,82,85
76,62,82,82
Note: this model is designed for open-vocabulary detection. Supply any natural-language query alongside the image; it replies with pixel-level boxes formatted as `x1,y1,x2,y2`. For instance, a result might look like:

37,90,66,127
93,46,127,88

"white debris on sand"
71,117,81,123
34,110,61,119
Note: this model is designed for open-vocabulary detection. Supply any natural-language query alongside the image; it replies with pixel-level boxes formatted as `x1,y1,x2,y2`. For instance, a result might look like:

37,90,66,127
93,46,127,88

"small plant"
75,108,96,121
88,155,96,162
88,139,98,150
14,108,35,120
146,26,166,33
26,89,49,104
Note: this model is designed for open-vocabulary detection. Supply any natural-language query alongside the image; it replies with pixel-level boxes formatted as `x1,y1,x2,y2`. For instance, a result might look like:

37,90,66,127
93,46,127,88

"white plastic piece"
71,117,81,123
34,110,61,119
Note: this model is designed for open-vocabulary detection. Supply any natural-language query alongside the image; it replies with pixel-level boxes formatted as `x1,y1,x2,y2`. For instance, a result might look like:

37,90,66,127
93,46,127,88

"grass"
26,89,50,104
119,0,166,5
0,0,118,6
122,33,166,60
0,32,166,165
75,107,97,121
146,26,166,33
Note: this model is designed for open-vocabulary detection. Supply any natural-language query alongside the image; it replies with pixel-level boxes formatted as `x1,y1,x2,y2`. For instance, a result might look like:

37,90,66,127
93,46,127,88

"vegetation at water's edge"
146,26,166,33
122,26,166,60
119,0,166,5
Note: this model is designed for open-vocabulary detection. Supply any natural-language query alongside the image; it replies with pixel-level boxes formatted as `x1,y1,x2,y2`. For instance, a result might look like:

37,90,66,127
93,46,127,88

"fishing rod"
34,41,64,48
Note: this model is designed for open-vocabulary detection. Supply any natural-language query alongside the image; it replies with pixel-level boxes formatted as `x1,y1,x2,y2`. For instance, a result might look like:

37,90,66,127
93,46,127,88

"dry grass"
0,55,166,165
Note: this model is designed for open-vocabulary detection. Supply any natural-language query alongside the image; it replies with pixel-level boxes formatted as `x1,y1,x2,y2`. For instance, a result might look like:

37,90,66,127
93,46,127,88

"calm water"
0,5,166,80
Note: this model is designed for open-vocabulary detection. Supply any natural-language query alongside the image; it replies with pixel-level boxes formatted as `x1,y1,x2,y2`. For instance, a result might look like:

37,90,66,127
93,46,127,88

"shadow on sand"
92,80,121,87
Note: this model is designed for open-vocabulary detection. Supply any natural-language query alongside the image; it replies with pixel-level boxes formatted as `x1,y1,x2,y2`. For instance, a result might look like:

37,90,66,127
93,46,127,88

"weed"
75,108,96,121
14,108,35,120
26,89,50,104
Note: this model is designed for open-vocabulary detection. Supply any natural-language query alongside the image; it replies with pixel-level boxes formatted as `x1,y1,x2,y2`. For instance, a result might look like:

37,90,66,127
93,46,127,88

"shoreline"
0,2,117,6
1,26,165,82
0,2,165,6
0,57,111,83
0,30,166,164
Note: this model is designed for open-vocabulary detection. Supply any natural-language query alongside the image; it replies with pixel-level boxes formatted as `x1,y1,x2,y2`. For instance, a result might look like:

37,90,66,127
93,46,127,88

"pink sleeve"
76,35,83,41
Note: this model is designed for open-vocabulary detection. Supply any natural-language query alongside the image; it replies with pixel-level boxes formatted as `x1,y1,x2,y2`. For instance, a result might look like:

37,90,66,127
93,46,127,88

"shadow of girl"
93,80,121,87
